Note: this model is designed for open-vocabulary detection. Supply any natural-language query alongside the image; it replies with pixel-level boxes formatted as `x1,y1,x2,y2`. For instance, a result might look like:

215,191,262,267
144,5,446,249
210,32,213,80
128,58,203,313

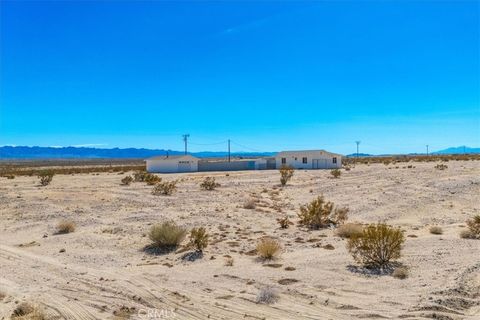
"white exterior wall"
146,159,198,173
275,151,341,169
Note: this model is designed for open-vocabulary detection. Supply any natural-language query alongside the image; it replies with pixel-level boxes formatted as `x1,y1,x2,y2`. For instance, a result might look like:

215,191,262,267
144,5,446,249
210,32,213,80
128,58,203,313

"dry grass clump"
298,195,349,229
279,165,294,186
243,198,256,209
256,238,282,260
120,175,133,185
152,180,177,195
133,170,148,182
149,221,186,249
38,170,54,186
429,226,443,235
56,220,76,234
434,163,448,170
277,216,291,229
189,227,209,252
330,169,341,178
336,223,364,238
200,177,220,190
461,215,480,239
224,257,234,266
145,173,162,185
11,302,46,320
347,223,405,268
392,266,409,279
256,286,279,304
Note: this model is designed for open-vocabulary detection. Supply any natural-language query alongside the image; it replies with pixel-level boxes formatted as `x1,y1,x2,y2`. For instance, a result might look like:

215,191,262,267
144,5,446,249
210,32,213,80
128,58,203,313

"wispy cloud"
72,143,108,148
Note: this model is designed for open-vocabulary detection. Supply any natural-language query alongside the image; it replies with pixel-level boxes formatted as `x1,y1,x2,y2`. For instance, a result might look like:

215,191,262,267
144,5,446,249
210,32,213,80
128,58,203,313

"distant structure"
146,149,342,173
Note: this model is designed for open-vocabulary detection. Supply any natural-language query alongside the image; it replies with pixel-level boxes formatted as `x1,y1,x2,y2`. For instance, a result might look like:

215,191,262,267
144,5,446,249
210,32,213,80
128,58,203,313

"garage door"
312,159,328,169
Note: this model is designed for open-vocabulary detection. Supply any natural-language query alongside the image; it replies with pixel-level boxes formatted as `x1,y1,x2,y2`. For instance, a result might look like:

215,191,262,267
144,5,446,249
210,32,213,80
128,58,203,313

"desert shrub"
149,221,187,249
152,180,177,195
121,175,133,185
429,226,443,235
256,286,279,304
462,215,480,239
6,175,15,179
434,164,448,170
225,257,234,266
200,177,220,190
133,170,148,182
279,165,294,186
38,170,54,186
256,238,281,260
392,266,409,279
56,220,76,234
347,223,405,268
277,216,291,229
189,227,209,252
11,302,46,319
330,169,341,178
298,195,348,229
336,223,364,238
243,199,256,209
145,173,162,185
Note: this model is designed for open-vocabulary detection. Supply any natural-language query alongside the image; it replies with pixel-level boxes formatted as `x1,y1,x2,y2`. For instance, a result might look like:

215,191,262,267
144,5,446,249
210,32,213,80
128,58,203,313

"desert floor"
0,161,479,320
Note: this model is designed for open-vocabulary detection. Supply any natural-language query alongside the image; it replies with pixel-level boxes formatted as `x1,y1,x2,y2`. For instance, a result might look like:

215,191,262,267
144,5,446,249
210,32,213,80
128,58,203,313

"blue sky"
1,1,478,155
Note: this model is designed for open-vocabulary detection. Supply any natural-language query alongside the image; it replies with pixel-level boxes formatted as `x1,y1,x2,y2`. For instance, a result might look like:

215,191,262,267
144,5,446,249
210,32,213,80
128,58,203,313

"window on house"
302,157,307,163
294,157,297,161
333,157,337,164
281,158,286,164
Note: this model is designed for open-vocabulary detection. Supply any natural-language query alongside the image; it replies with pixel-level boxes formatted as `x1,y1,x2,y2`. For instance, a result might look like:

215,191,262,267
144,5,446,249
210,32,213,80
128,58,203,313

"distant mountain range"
0,146,275,159
0,145,477,159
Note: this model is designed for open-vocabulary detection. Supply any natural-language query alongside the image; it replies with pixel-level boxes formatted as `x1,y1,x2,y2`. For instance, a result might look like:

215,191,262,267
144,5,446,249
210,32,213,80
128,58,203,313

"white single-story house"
146,155,199,173
275,150,342,169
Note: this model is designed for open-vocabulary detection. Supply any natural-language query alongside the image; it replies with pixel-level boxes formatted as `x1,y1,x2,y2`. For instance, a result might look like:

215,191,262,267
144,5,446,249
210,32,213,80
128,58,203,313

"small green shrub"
121,175,133,185
38,170,54,186
189,227,209,252
279,165,294,186
298,195,348,229
152,180,177,195
200,177,220,190
347,223,405,268
330,169,341,178
256,238,281,260
149,221,186,249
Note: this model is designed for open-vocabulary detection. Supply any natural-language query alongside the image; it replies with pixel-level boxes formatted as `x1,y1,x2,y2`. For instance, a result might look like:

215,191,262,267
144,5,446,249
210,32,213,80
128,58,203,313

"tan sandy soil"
0,161,479,319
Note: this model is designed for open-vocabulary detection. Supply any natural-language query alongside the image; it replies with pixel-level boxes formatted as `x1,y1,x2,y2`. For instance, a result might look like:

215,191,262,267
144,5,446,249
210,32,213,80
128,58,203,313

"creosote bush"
133,171,148,182
298,195,349,229
461,215,480,239
56,220,76,234
330,169,341,178
121,175,133,185
279,165,294,186
149,221,187,249
152,180,177,195
256,238,282,260
145,173,162,185
38,170,54,186
11,302,46,320
429,226,443,235
347,223,405,268
200,177,220,190
277,216,291,229
434,164,448,170
189,227,209,252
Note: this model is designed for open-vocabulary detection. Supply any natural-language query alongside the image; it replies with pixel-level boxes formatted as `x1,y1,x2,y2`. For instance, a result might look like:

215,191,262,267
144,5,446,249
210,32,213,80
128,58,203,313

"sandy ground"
0,161,479,320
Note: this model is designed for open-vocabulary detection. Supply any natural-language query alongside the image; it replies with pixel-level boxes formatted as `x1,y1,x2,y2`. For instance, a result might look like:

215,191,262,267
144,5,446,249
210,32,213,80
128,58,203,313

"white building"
275,150,342,169
146,155,199,173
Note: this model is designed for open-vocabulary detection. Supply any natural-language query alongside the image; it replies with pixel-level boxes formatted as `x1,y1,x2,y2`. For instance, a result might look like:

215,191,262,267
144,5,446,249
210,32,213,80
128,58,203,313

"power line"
230,140,264,153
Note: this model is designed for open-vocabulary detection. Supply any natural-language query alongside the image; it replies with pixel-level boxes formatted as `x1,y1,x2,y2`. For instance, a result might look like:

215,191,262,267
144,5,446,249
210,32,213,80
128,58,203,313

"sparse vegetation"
200,177,220,190
133,170,148,182
145,173,162,185
429,226,443,235
38,170,54,186
434,163,448,170
336,223,364,238
243,198,256,209
189,227,209,252
225,257,234,266
152,180,177,195
277,216,291,229
279,165,294,186
298,195,348,229
11,302,46,320
121,175,133,185
392,266,409,279
347,223,405,268
330,168,341,178
256,286,279,304
461,215,480,239
256,238,282,260
56,220,76,234
148,221,187,249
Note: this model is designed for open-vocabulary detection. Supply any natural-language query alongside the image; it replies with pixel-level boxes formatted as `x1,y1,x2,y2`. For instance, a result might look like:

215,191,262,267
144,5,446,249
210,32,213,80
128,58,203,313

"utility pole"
355,141,361,163
182,134,190,155
426,145,429,156
463,146,466,155
228,139,231,162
